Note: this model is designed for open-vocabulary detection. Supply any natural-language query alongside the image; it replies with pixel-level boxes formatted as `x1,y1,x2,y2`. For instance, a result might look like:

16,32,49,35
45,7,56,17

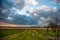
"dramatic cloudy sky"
0,0,60,27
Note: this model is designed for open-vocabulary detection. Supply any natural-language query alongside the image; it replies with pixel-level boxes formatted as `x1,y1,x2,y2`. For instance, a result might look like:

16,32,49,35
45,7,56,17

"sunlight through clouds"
25,0,38,6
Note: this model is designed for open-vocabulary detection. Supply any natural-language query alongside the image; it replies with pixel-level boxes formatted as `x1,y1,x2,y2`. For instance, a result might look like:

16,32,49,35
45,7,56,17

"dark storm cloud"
2,0,25,10
0,0,25,21
0,0,38,25
6,15,38,25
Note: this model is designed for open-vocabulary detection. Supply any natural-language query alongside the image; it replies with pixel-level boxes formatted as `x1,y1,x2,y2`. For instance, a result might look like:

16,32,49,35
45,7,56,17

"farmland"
0,28,60,40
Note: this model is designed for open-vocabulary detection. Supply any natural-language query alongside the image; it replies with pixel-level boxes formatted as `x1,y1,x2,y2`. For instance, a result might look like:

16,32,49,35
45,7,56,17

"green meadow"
0,28,60,40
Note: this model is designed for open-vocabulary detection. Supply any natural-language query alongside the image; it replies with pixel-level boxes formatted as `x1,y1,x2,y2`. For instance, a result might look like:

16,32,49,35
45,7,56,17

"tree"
46,17,60,40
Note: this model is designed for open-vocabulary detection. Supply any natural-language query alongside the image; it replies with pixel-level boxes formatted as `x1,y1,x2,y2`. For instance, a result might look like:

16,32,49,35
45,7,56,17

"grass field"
0,28,60,40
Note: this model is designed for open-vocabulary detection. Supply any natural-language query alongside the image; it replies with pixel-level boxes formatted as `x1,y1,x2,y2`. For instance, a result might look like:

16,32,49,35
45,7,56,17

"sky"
0,0,60,27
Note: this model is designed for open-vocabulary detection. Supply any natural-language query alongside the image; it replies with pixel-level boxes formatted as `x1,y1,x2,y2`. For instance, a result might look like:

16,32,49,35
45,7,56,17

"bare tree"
46,17,60,40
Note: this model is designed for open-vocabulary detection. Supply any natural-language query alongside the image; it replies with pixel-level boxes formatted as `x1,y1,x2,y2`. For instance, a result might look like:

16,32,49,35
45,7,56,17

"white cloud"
11,6,31,17
30,7,34,12
25,0,38,6
30,5,51,13
34,13,37,16
40,5,51,12
7,17,13,20
29,5,58,14
40,17,45,20
52,7,58,12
